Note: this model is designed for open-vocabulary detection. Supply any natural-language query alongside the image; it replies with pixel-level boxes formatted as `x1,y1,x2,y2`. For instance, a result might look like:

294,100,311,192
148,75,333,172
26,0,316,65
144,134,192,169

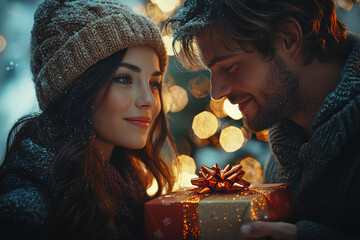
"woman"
0,0,177,239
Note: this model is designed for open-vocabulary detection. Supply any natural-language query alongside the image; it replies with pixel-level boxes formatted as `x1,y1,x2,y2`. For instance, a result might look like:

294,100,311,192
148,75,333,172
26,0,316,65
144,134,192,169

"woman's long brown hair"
1,48,177,239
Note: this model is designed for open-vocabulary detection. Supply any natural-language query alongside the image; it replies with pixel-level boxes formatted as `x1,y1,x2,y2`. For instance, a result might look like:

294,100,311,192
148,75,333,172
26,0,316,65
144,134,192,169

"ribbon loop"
191,163,251,194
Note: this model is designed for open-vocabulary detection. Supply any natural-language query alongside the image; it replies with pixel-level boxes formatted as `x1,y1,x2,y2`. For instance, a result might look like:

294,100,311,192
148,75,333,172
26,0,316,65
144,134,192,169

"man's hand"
240,221,297,240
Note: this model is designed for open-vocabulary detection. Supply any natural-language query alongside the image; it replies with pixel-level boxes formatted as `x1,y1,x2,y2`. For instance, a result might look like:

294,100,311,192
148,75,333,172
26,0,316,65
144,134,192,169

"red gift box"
145,183,294,240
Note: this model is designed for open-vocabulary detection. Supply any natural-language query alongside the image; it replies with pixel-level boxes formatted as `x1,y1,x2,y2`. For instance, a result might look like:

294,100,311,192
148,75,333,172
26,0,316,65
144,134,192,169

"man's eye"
114,75,132,84
225,64,239,73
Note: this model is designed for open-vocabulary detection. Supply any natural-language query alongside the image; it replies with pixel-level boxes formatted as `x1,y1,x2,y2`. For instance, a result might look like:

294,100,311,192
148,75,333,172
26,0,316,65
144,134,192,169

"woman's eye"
150,81,161,90
114,75,132,84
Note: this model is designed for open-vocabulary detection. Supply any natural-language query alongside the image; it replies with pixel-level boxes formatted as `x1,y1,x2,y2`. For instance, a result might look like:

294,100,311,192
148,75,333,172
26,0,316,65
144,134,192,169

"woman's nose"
136,82,157,108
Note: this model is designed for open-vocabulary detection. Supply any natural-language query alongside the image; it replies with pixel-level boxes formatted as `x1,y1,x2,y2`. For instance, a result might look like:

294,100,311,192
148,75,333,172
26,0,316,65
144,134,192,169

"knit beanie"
31,0,168,110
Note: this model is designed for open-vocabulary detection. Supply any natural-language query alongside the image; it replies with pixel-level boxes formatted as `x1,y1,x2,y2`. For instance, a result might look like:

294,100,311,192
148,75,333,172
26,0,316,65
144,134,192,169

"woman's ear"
277,18,303,60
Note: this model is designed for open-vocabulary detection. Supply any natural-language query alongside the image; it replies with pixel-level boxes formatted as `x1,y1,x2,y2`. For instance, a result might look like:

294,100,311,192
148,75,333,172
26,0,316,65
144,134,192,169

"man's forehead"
195,28,242,68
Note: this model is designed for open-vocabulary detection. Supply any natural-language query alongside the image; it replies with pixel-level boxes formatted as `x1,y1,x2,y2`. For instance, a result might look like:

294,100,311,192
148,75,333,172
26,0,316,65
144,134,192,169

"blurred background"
0,0,359,190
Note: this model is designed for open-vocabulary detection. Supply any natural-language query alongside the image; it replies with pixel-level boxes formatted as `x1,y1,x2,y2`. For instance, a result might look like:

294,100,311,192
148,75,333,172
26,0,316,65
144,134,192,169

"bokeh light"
192,111,219,139
255,129,269,142
0,35,7,53
337,0,354,10
219,126,245,152
173,154,198,190
150,0,181,13
162,35,175,56
169,85,188,112
238,157,263,185
210,97,228,118
223,99,243,120
188,75,210,98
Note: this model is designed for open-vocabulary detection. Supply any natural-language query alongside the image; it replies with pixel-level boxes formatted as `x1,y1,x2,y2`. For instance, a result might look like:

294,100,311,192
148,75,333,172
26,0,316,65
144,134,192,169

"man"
167,0,360,239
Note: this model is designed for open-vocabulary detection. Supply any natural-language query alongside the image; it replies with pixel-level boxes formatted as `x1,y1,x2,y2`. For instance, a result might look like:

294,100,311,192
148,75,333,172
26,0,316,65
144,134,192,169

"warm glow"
151,0,181,12
178,154,196,174
223,99,243,120
219,126,245,152
162,88,172,113
0,35,7,53
337,0,354,10
210,97,227,118
146,178,158,196
172,155,198,191
255,129,269,142
162,35,175,56
239,157,263,185
169,85,188,112
162,34,181,56
192,111,219,139
188,75,210,98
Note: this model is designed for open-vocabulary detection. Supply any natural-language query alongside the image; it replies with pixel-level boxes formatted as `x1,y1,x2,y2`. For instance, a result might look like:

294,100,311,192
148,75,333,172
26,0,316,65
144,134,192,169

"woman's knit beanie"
31,0,167,110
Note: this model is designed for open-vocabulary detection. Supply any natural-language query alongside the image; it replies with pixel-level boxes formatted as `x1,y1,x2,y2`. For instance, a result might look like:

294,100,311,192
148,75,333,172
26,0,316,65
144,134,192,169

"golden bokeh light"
210,97,228,118
151,0,181,13
337,0,354,10
169,85,188,112
162,35,175,56
219,126,245,152
238,157,263,185
162,88,172,113
223,99,243,120
146,2,168,23
146,178,158,196
188,75,210,98
255,129,269,142
178,154,196,174
0,35,7,53
173,155,198,191
192,111,219,139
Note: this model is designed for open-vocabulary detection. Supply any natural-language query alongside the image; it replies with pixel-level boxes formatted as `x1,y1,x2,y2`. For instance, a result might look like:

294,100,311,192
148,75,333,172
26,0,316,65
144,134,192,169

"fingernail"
241,224,251,234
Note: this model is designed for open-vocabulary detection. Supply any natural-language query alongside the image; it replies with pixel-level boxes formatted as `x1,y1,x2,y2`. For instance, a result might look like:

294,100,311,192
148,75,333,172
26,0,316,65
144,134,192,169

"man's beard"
243,55,307,132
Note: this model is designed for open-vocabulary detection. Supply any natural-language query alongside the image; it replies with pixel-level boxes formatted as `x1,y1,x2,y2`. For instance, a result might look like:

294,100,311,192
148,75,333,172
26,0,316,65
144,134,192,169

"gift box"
145,164,294,240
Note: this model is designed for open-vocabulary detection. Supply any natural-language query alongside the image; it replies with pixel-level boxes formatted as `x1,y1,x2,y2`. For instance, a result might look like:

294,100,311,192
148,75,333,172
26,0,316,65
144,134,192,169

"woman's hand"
240,221,297,240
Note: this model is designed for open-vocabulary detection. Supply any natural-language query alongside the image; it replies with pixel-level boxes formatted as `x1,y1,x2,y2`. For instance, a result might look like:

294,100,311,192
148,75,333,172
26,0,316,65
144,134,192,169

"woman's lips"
124,117,151,129
238,97,252,112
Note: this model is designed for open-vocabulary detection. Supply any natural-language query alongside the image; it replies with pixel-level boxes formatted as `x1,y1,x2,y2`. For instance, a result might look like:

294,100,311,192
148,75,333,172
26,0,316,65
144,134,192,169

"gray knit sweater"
264,33,360,239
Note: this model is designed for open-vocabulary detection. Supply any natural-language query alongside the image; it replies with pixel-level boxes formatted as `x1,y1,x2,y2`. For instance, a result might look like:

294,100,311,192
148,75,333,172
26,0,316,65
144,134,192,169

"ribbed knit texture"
264,33,360,239
31,0,167,110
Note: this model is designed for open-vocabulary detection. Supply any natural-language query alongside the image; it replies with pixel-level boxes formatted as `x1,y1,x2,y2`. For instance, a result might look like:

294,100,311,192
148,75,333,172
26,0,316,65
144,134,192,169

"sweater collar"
269,33,360,173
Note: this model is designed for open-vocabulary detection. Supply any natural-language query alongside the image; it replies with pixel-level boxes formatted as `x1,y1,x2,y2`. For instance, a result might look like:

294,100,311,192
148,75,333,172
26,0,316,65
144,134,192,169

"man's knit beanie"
31,0,168,110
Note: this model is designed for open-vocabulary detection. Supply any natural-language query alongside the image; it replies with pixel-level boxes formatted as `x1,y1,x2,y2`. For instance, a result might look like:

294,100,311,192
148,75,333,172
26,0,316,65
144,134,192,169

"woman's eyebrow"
119,62,141,72
118,63,161,76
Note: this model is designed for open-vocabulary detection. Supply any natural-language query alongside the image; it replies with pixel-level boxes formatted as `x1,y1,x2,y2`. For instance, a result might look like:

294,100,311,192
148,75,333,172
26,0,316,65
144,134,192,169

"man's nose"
210,73,231,100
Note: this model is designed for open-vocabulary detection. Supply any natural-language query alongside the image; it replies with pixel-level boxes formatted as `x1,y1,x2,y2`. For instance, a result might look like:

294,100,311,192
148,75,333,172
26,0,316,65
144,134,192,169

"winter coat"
264,33,360,239
0,138,149,240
